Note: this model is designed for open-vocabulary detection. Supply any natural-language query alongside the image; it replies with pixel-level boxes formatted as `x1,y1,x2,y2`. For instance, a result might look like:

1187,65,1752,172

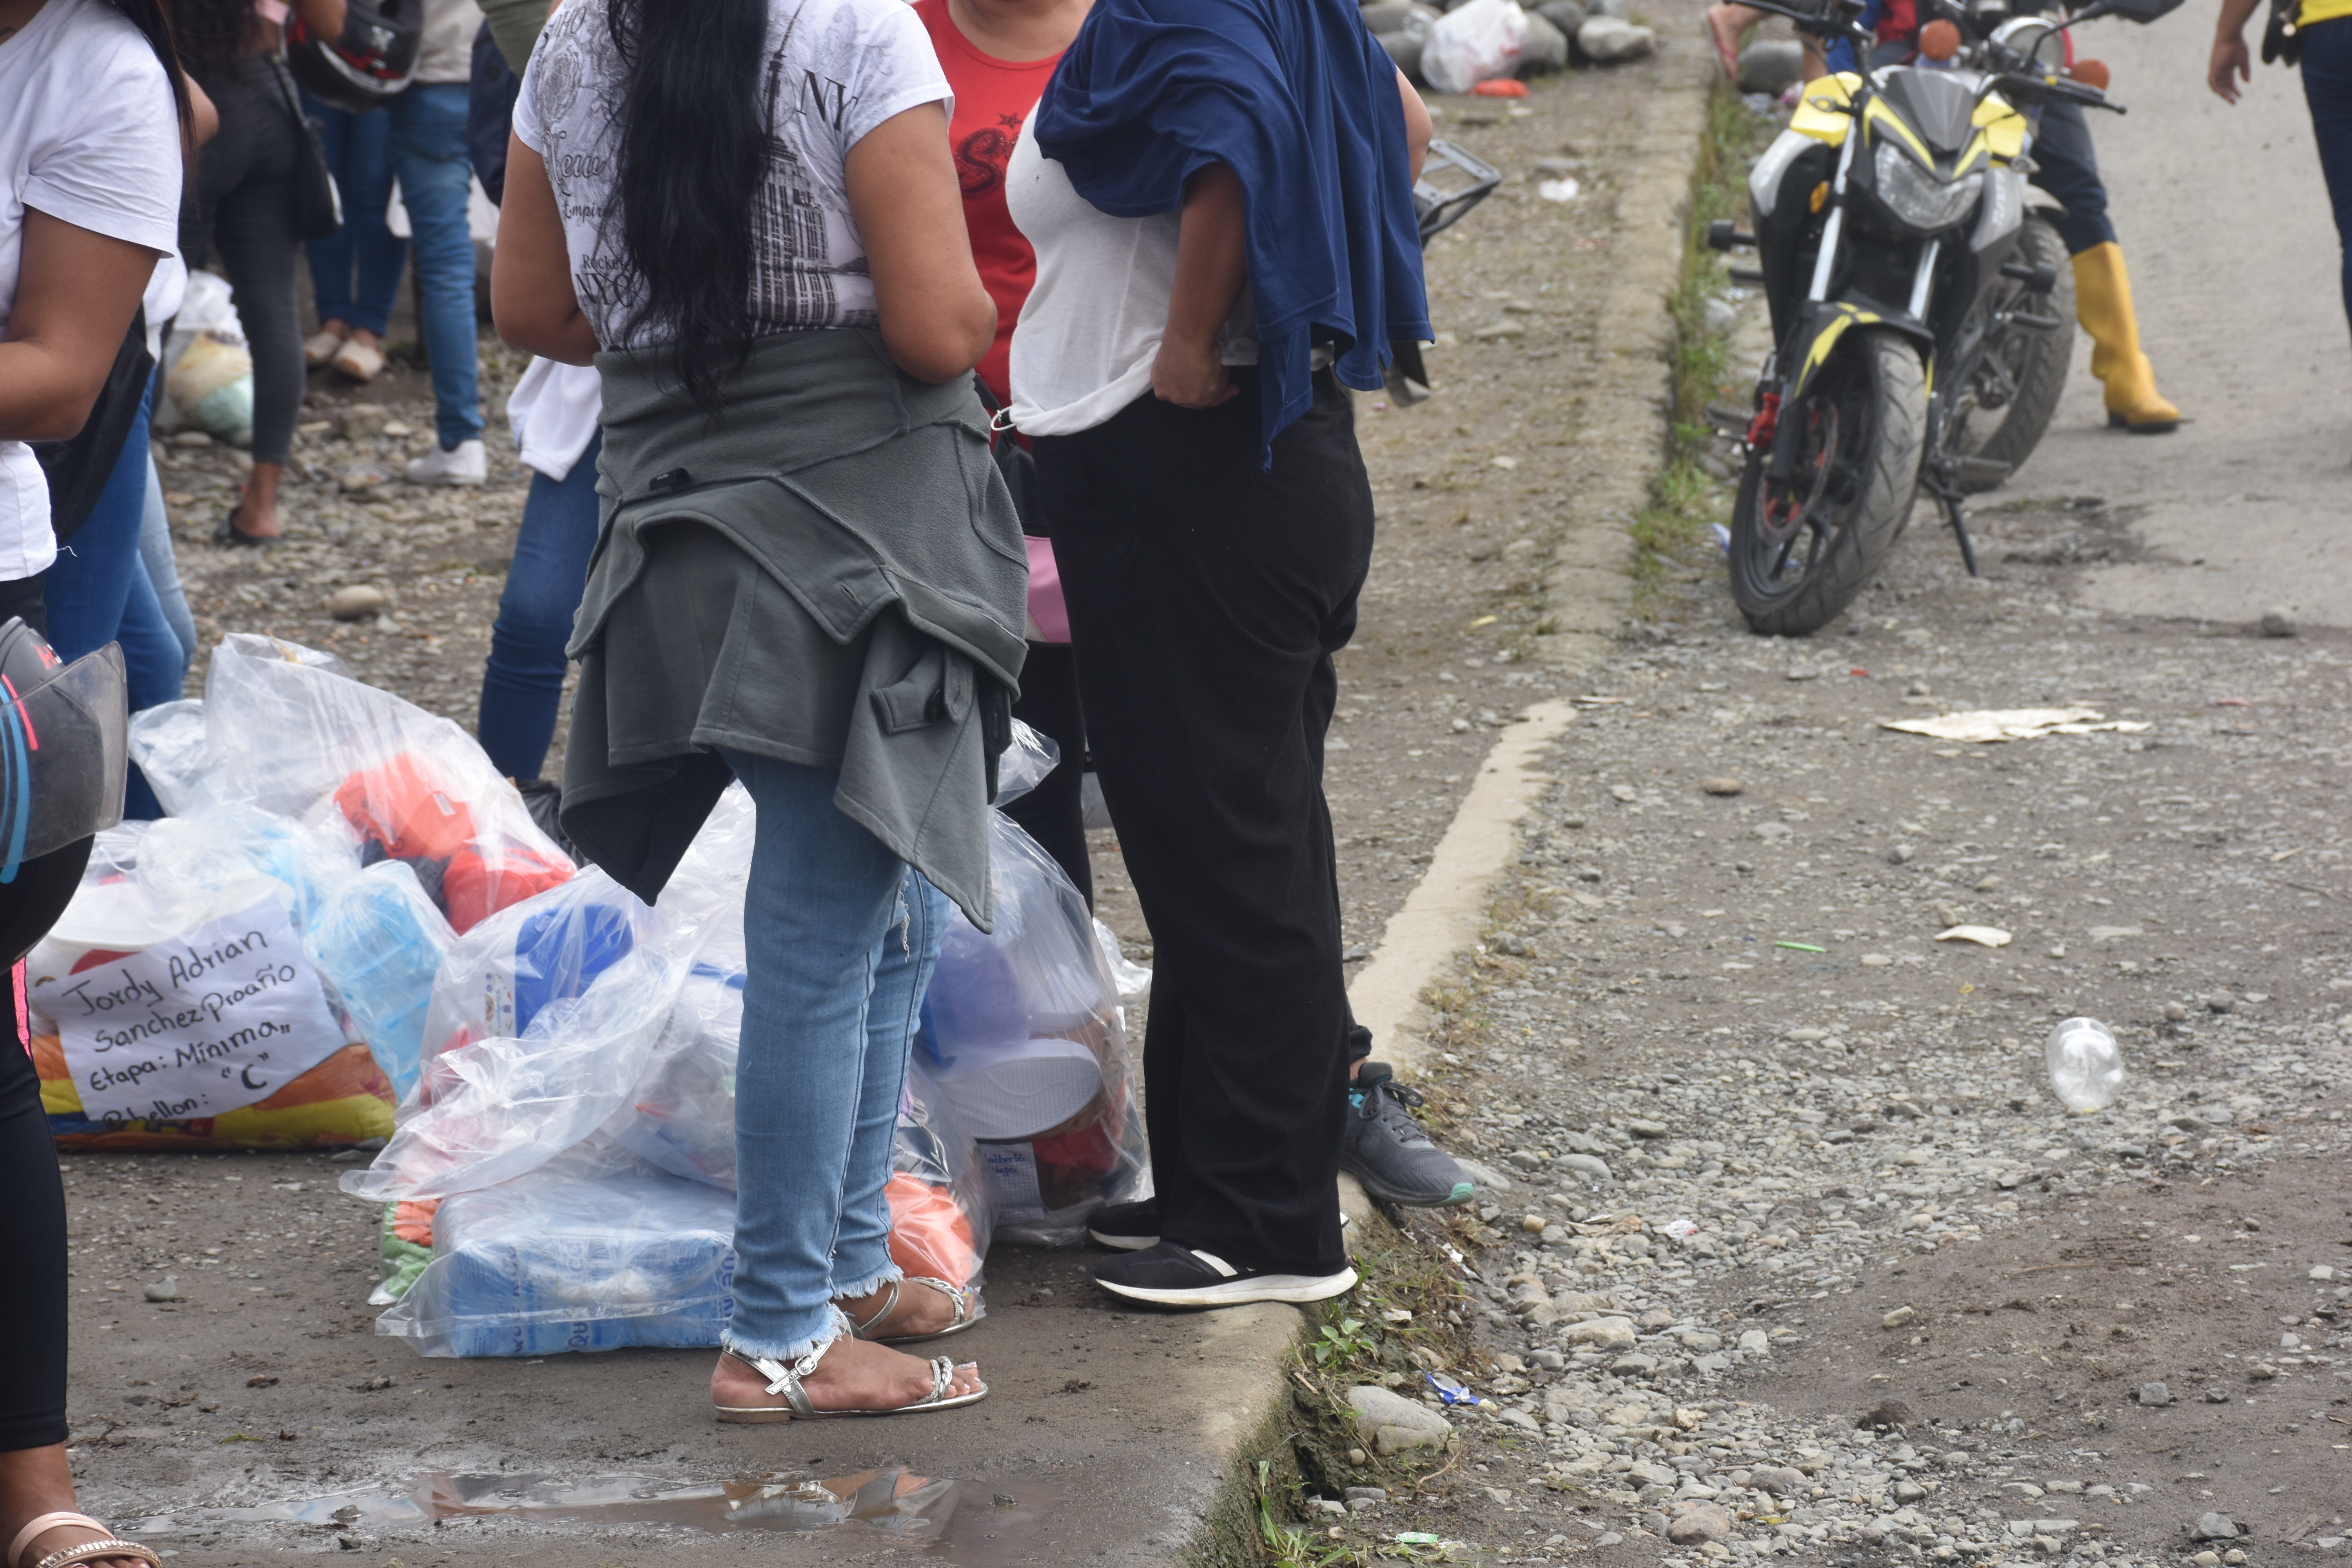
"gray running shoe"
1340,1062,1476,1207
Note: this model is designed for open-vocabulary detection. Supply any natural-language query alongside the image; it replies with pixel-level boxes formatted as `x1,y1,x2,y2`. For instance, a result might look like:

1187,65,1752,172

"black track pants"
1034,368,1372,1276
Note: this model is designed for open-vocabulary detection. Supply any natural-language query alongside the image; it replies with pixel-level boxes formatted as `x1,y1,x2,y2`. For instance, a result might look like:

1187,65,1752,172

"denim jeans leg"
303,96,357,325
719,748,918,1363
137,455,198,669
829,870,949,1297
476,432,601,781
389,83,482,450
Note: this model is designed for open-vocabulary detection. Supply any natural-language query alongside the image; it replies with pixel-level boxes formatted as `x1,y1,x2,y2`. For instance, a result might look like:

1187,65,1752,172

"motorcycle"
1709,0,2134,635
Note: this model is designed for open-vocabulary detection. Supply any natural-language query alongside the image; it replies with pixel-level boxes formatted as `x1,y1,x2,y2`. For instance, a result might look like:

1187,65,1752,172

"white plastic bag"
1421,0,1528,91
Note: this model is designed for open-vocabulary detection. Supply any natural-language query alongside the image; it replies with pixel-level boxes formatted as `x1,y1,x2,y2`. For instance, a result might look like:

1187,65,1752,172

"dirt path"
1324,505,2352,1566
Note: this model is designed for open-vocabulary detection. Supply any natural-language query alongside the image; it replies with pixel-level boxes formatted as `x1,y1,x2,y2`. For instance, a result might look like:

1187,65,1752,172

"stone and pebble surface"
1337,514,2351,1566
156,354,536,736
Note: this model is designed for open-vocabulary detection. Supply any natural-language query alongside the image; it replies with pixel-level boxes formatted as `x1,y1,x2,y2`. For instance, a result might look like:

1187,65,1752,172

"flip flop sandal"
302,330,345,368
712,1338,985,1423
332,339,386,382
7,1512,164,1568
213,504,276,548
843,1276,980,1345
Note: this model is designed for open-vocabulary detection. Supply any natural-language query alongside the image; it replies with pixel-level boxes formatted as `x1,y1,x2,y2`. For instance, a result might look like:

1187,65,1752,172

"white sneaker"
404,438,486,486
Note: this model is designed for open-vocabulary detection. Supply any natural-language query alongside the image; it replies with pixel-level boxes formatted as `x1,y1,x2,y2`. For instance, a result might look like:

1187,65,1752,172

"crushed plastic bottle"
2044,1016,2124,1112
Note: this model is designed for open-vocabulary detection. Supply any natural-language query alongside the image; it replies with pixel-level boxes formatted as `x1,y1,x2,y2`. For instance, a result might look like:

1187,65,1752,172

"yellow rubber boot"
2070,241,2180,434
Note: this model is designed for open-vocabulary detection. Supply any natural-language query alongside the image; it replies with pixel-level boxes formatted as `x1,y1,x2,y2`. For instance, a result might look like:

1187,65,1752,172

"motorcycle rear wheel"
1730,329,1926,637
1956,214,2074,491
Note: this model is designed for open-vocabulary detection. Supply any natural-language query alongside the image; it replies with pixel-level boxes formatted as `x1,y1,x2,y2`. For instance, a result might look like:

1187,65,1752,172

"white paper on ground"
1934,925,2013,947
1879,708,2153,743
38,896,350,1124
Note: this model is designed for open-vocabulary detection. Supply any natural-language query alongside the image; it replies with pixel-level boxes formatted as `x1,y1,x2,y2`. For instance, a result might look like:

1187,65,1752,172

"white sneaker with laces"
404,438,487,486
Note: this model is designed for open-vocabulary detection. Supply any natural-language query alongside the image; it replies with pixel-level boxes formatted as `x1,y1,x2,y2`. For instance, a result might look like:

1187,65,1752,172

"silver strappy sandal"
712,1335,985,1423
843,1276,980,1345
7,1512,163,1568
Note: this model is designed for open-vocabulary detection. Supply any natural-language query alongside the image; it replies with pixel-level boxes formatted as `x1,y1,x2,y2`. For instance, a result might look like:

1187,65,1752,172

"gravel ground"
1319,500,2352,1566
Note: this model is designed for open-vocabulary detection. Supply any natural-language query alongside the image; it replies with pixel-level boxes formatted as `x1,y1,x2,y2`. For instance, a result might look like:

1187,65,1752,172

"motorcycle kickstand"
1937,485,1982,577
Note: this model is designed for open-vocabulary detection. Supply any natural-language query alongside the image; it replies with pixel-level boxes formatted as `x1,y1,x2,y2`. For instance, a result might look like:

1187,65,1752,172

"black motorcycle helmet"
284,0,423,114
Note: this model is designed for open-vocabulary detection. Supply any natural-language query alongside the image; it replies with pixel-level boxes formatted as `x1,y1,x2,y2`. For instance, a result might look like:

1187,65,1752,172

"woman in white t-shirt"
0,3,193,1561
495,0,1012,1422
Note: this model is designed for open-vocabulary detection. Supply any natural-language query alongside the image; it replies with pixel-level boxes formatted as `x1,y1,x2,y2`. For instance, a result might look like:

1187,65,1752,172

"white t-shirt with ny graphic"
512,0,951,351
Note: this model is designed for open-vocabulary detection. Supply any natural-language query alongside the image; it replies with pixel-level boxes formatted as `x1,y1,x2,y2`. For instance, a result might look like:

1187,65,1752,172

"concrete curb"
1167,64,1712,1568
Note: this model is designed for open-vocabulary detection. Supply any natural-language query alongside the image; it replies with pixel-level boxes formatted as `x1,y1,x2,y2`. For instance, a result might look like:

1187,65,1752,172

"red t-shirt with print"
913,0,1062,406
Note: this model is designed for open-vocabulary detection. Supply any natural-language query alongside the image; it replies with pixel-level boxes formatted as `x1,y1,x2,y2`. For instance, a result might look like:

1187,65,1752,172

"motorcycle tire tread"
1731,329,1927,638
1958,214,2074,491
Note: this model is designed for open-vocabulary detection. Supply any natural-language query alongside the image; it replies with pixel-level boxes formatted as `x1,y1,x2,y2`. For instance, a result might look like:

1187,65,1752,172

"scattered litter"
2045,1016,2124,1113
1381,1307,1414,1323
1424,1371,1482,1406
1773,941,1824,953
1710,522,1731,555
2085,925,2143,942
1879,708,2152,742
1660,1218,1699,1239
1470,77,1528,97
1537,176,1580,201
1934,926,2012,947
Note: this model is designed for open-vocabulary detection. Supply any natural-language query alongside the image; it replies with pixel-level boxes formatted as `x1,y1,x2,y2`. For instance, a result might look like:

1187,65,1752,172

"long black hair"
102,0,194,130
604,0,771,412
156,0,247,87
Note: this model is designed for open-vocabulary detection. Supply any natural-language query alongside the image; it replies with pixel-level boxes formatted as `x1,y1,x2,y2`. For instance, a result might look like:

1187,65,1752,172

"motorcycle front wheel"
1730,328,1926,637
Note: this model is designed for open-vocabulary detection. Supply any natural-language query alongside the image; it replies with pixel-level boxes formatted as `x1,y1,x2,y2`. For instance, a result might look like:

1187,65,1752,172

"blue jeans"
44,388,188,820
303,93,408,338
720,748,949,1362
137,455,198,667
2306,17,2352,336
388,83,482,451
476,432,600,782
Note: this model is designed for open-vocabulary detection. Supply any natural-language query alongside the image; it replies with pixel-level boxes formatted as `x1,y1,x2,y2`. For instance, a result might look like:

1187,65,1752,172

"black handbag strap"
32,308,152,546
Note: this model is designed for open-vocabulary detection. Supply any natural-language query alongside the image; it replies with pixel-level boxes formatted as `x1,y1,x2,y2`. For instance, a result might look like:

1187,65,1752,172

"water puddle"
136,1466,1058,1557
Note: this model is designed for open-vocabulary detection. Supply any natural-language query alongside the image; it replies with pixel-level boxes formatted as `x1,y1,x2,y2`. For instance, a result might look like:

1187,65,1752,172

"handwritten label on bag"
38,897,350,1125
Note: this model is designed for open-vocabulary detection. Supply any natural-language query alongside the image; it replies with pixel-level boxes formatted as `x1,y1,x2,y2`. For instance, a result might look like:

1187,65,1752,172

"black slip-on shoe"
1087,1198,1160,1251
1340,1062,1477,1208
1091,1242,1357,1309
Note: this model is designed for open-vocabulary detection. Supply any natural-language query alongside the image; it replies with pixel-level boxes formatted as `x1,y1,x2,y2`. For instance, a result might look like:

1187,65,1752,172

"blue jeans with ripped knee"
717,748,950,1362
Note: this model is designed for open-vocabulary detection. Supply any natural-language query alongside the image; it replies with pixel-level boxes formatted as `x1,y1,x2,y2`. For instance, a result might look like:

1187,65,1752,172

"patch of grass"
1632,82,1774,611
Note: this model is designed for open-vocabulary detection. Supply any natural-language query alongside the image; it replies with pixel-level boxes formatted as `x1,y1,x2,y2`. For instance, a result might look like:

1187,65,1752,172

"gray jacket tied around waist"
558,327,1029,930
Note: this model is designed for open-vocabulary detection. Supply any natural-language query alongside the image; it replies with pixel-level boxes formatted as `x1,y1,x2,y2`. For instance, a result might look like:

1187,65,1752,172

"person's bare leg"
230,460,283,541
1706,2,1759,78
709,1338,982,1414
0,1445,148,1568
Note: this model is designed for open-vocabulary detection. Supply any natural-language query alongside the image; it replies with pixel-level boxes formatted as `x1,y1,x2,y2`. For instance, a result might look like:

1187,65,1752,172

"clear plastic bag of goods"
162,330,253,446
601,972,994,1297
603,964,743,1189
1420,0,1528,91
414,864,657,1073
917,811,1149,1245
891,1060,991,1290
192,633,575,933
125,699,209,817
375,1154,738,1357
991,720,1059,807
341,927,694,1205
24,811,395,1151
304,860,457,1098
